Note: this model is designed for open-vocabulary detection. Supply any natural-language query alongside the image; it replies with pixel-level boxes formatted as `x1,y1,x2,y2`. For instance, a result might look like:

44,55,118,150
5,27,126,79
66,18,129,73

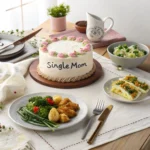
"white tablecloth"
1,52,150,150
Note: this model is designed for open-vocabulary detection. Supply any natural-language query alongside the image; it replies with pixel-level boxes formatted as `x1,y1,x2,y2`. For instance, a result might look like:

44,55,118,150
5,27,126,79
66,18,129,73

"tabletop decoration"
47,3,70,31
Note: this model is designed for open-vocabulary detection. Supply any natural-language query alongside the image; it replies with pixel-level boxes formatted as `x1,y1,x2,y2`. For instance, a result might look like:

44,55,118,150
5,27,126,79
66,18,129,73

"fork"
82,99,104,139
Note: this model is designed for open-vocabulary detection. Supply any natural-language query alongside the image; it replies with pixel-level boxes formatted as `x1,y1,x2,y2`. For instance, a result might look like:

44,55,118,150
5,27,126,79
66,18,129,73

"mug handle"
103,17,114,34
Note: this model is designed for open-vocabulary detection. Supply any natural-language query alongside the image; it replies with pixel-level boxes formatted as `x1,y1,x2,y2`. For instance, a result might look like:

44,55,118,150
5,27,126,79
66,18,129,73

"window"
0,0,57,31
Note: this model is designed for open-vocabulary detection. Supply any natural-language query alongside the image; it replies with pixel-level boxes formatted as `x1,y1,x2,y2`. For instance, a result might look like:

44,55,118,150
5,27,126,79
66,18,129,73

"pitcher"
86,12,114,42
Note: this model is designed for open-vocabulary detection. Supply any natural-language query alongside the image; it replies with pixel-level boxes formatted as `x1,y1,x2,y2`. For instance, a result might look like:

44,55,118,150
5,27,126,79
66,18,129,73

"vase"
50,16,66,32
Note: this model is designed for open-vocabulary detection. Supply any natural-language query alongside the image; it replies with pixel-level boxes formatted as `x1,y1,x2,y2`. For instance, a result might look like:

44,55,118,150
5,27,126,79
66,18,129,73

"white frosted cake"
37,36,95,82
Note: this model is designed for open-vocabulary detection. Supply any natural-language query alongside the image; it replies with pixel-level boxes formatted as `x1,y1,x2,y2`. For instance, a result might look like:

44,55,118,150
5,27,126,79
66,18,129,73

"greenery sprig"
47,3,70,18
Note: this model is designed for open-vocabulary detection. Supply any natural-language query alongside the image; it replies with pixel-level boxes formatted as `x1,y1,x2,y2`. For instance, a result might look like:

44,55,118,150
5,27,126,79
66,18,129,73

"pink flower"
49,51,57,56
85,44,91,48
80,48,86,53
41,47,47,52
57,53,65,58
76,37,84,42
68,36,76,40
82,46,91,52
69,52,77,57
83,40,90,45
59,36,67,40
42,41,49,46
51,38,58,42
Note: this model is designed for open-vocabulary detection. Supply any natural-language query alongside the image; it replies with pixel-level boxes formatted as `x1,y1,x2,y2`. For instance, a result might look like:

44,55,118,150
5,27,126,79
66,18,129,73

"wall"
59,0,150,45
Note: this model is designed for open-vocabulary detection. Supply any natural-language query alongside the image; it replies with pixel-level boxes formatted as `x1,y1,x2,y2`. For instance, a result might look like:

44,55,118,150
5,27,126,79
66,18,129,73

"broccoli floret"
38,106,51,118
133,45,137,49
33,99,47,106
26,102,34,111
123,44,128,49
29,96,43,103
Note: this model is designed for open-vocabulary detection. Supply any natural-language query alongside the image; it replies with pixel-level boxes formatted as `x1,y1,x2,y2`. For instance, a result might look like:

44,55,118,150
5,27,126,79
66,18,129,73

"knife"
87,105,113,144
0,28,42,53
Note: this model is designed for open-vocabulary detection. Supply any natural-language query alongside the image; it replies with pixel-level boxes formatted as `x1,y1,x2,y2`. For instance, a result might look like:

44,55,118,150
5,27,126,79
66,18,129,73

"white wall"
59,0,150,45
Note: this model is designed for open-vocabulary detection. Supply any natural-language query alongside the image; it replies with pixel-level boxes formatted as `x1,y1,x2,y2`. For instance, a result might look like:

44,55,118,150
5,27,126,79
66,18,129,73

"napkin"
0,57,36,103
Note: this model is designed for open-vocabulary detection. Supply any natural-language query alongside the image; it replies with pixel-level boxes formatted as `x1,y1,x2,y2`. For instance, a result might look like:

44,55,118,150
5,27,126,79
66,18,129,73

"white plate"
103,77,150,103
8,92,88,131
0,34,24,59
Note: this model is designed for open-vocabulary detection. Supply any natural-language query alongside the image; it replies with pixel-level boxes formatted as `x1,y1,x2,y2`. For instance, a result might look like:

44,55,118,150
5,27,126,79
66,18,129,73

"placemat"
1,53,150,150
49,29,126,48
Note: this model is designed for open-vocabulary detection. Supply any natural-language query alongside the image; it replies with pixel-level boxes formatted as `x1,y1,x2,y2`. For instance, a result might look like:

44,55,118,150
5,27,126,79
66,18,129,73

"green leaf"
47,3,70,17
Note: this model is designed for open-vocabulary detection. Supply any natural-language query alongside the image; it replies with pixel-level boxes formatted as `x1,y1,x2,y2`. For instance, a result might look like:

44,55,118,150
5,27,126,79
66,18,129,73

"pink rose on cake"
69,51,77,57
58,53,68,58
51,38,58,42
59,36,67,40
85,44,91,49
49,51,58,56
68,36,76,41
80,48,86,54
76,37,84,42
80,44,91,53
42,41,49,46
41,47,47,52
83,40,90,45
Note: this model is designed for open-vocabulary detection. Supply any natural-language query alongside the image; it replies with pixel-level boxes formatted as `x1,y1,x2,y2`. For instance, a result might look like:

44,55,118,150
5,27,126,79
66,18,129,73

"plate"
103,77,150,103
8,92,88,131
0,34,25,59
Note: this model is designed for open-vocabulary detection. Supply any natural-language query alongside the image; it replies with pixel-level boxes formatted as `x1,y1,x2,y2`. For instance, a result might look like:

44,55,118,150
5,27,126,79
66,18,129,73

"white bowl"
107,41,149,68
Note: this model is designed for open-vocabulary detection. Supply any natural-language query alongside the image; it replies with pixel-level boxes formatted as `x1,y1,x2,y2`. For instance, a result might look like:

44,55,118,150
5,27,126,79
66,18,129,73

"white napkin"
0,57,36,103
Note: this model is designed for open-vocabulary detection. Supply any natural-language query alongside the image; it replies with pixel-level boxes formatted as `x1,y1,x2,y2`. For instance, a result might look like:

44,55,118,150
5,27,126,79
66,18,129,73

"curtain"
0,0,57,31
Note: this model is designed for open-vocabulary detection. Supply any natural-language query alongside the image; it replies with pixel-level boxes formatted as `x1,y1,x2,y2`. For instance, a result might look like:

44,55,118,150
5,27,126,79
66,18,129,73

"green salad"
113,44,147,58
17,96,59,131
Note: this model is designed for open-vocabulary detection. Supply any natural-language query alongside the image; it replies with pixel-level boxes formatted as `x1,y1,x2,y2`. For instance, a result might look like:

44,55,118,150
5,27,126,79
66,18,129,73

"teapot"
86,12,114,42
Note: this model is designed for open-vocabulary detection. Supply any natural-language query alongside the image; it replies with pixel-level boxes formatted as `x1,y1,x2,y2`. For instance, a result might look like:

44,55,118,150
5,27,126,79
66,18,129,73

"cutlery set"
82,99,113,144
0,28,42,55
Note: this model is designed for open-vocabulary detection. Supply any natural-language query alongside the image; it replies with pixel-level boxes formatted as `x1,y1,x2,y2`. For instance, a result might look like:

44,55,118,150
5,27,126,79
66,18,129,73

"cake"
37,36,95,82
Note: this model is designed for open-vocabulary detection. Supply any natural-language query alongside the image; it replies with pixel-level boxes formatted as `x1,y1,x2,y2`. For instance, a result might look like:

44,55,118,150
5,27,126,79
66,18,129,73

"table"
35,20,150,150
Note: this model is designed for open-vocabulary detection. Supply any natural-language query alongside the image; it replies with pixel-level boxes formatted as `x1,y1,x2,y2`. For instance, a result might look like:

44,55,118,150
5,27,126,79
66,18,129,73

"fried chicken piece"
59,113,70,123
57,106,77,118
65,102,80,111
58,98,71,106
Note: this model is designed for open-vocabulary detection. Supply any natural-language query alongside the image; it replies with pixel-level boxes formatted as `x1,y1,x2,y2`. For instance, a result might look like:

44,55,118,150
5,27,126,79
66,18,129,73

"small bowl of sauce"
75,21,87,33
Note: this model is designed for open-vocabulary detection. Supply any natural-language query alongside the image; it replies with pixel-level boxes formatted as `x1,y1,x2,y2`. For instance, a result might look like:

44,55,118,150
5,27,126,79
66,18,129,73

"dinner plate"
103,77,150,103
0,34,24,59
8,92,88,131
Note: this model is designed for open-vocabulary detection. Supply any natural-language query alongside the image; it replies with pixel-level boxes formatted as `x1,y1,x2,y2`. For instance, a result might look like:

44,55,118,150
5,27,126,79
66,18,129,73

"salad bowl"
107,41,149,68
